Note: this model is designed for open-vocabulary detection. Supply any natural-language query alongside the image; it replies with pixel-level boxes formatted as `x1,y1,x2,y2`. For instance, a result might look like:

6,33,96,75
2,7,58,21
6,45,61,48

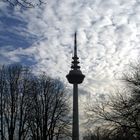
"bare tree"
0,65,7,140
83,127,113,140
85,92,140,139
84,61,140,140
0,65,33,140
1,0,46,8
28,75,71,140
0,64,71,140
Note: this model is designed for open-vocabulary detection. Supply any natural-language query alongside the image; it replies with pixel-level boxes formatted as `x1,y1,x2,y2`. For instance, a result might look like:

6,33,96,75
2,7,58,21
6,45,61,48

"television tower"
66,32,85,140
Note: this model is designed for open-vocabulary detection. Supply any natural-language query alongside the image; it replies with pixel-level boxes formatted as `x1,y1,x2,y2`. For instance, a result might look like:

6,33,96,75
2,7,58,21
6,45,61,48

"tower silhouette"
66,32,85,140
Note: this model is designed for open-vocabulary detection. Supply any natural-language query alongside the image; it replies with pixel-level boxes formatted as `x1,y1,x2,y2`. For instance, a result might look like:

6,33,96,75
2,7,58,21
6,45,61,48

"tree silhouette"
28,75,71,140
1,0,46,8
0,64,71,140
84,61,140,140
0,64,31,140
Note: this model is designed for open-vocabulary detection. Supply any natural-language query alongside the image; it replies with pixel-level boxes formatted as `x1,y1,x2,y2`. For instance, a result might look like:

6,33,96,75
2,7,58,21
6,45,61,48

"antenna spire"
74,32,77,57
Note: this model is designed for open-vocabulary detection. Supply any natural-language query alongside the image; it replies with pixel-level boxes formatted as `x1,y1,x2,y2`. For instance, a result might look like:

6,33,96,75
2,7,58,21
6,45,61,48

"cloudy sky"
0,0,140,133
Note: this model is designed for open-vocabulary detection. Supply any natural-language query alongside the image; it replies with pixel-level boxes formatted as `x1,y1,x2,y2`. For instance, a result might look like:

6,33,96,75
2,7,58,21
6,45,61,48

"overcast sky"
0,0,140,134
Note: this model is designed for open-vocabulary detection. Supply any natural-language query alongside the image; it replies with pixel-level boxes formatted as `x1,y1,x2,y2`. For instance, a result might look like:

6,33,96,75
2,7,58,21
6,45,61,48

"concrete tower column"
73,84,79,140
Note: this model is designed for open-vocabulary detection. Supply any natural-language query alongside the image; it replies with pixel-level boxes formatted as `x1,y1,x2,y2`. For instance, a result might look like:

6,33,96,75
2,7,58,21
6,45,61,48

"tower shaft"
72,84,79,140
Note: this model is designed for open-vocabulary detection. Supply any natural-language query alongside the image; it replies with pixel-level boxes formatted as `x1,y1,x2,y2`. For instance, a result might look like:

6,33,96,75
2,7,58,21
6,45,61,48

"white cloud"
2,0,139,92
